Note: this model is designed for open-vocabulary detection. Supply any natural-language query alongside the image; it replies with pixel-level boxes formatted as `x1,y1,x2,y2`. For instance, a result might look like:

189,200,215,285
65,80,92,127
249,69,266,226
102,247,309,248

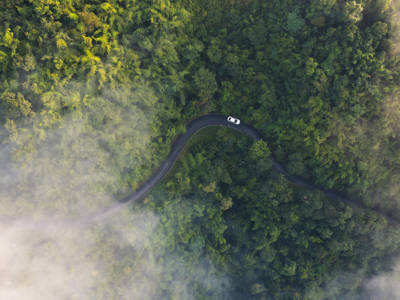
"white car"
227,116,240,125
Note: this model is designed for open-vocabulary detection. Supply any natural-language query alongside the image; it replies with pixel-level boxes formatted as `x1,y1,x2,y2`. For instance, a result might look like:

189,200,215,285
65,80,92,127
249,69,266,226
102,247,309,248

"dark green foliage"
151,128,400,299
2,0,400,299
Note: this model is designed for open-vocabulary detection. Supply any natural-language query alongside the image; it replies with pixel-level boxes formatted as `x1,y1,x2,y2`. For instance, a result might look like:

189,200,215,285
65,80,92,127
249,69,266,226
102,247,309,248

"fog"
388,0,400,56
0,81,228,299
3,3,400,295
364,258,400,299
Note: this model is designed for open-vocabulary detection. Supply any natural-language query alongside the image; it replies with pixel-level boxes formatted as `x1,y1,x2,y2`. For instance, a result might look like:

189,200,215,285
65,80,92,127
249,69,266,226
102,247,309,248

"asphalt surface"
87,114,400,226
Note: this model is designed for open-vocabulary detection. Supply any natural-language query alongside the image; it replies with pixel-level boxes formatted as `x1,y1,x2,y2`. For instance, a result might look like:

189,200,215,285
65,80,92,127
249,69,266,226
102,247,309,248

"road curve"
87,114,400,226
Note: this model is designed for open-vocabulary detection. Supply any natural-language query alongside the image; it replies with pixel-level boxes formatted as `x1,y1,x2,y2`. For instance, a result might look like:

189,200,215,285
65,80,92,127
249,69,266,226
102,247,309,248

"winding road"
87,114,400,227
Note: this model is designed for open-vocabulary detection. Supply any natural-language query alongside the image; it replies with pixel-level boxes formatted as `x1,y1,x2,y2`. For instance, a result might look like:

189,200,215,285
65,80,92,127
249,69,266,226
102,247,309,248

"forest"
1,0,400,299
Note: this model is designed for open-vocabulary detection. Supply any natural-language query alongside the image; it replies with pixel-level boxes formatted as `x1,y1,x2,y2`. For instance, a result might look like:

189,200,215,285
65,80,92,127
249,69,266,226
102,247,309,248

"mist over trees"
2,0,400,299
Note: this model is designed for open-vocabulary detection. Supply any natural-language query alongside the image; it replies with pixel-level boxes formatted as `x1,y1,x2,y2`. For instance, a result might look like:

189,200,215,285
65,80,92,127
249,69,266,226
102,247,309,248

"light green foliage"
1,0,400,299
249,140,270,160
249,139,272,172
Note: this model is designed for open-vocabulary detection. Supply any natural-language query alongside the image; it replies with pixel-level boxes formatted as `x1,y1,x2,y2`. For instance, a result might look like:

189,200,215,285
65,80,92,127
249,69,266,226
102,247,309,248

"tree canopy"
2,0,400,299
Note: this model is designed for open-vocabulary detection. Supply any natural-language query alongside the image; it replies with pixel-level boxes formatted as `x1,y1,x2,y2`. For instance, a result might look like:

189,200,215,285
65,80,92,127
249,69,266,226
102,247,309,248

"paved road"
87,114,400,226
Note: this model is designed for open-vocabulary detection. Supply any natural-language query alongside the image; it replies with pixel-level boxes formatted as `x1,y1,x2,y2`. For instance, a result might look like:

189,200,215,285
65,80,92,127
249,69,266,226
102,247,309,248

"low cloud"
0,81,228,299
0,218,101,299
387,0,400,56
364,258,400,299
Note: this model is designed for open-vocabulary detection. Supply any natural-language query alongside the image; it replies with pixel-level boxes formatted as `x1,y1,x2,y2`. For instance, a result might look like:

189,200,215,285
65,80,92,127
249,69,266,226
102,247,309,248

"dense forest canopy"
2,0,400,299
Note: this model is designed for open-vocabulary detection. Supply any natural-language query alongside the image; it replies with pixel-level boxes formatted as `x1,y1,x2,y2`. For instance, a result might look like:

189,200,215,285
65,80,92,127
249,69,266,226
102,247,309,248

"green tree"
194,67,218,103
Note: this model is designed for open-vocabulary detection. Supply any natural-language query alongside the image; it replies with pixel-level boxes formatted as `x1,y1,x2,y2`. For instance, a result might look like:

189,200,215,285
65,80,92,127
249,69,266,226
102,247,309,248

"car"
227,116,240,125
